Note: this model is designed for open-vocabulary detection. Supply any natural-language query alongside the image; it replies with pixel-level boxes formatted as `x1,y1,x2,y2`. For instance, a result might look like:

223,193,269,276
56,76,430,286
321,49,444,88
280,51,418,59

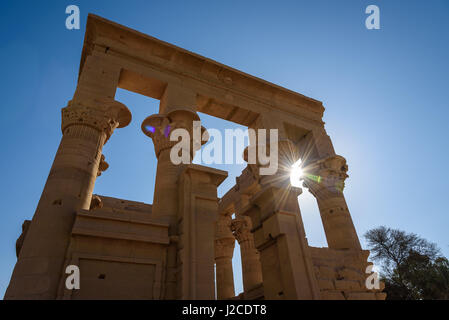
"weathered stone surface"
318,279,335,291
334,279,362,291
321,291,345,300
344,292,377,300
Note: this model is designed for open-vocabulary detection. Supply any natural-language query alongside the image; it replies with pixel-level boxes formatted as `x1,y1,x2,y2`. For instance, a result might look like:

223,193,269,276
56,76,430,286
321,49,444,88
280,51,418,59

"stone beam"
80,14,325,130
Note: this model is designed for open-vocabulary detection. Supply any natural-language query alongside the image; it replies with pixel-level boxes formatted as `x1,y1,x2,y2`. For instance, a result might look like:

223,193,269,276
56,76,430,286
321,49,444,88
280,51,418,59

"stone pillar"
302,155,361,250
141,85,208,299
214,214,235,300
242,139,321,300
141,111,196,227
178,165,228,299
141,111,200,299
5,98,131,299
141,110,206,228
231,215,263,292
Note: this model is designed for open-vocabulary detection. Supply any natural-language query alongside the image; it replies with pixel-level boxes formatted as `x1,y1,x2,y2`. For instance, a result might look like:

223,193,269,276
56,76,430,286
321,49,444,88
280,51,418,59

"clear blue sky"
1,0,448,298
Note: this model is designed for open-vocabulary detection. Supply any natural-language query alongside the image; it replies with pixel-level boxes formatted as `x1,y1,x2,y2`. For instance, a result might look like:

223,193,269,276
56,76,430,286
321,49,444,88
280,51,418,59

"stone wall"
309,247,386,300
57,195,170,300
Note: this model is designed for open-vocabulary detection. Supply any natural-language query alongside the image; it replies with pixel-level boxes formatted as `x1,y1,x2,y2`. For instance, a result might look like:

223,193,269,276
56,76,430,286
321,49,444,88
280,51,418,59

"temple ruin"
5,14,385,300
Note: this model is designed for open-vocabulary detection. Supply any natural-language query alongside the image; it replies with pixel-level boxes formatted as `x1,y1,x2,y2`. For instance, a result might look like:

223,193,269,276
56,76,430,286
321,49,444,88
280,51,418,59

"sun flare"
290,159,303,188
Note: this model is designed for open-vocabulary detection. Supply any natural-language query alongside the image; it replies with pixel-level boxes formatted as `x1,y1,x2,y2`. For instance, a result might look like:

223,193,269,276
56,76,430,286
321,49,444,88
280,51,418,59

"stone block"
318,266,336,279
345,292,377,300
334,279,361,291
321,291,345,300
376,292,387,300
337,268,364,281
318,279,335,290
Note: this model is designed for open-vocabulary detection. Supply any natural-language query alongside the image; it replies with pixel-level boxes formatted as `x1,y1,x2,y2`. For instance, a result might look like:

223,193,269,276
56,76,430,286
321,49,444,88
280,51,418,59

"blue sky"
1,0,448,297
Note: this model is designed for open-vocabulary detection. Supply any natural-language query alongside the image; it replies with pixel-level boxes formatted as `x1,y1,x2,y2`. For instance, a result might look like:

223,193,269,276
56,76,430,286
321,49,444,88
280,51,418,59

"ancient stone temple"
5,14,385,300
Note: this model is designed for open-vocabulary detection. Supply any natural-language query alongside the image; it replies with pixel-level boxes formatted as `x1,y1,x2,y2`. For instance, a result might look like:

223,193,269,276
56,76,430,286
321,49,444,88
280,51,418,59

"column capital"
215,215,235,260
141,110,208,159
61,98,131,142
302,155,349,197
231,216,253,245
215,214,233,238
214,238,235,260
235,166,260,197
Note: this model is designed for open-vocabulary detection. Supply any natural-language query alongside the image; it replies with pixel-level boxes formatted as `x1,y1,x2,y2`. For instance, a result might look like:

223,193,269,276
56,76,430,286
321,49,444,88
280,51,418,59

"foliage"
364,226,449,300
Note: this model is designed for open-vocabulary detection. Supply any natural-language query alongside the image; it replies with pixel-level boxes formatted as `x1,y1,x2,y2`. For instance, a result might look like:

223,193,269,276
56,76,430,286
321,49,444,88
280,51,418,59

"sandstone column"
141,110,207,226
141,111,197,225
302,156,361,250
141,84,205,228
5,98,131,299
242,139,321,300
231,214,263,292
214,214,235,300
141,85,208,299
141,110,199,298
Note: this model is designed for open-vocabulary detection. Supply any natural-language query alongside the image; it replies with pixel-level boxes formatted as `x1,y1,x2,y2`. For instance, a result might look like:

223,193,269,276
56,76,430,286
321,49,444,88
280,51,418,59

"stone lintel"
81,14,325,127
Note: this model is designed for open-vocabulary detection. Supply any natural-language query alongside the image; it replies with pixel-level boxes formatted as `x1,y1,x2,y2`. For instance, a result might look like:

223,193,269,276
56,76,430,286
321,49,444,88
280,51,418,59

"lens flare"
145,125,155,133
290,159,303,188
164,125,171,138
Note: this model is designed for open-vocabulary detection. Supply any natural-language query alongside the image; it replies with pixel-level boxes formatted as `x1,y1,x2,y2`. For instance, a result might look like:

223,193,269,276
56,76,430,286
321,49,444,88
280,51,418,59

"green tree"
364,226,449,300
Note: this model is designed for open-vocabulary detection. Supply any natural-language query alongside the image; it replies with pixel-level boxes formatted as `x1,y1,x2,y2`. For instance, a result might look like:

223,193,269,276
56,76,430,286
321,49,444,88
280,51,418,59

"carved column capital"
303,155,349,198
214,238,235,260
61,98,131,142
141,114,175,158
141,110,208,159
216,215,233,237
235,166,260,196
231,216,253,246
215,215,235,260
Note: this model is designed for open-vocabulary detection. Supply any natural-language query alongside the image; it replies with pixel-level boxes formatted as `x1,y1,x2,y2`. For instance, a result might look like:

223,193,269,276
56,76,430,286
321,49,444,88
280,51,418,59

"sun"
290,159,303,188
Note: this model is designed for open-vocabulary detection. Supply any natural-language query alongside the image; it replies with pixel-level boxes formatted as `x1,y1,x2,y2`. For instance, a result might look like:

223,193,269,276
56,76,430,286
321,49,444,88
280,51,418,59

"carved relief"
89,195,103,210
97,154,109,177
